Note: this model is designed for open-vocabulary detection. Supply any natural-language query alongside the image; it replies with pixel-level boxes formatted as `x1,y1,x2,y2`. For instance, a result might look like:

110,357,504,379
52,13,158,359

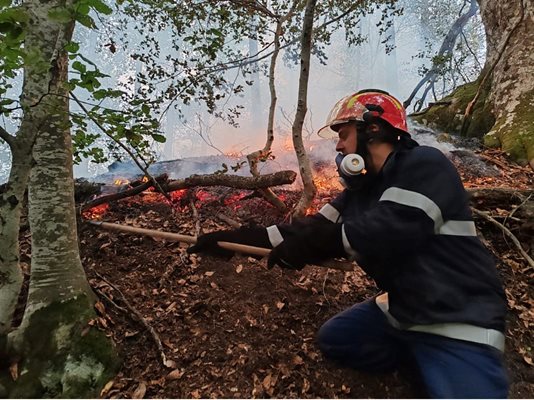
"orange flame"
114,178,130,186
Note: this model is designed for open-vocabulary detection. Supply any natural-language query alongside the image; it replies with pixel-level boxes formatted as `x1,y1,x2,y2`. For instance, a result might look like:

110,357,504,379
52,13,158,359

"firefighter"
188,89,508,398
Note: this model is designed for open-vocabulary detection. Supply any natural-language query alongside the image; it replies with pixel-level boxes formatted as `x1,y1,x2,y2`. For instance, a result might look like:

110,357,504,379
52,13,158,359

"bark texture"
478,0,534,168
1,0,119,396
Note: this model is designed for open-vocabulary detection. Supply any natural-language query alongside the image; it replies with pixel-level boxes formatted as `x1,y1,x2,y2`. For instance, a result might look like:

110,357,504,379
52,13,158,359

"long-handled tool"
86,220,354,272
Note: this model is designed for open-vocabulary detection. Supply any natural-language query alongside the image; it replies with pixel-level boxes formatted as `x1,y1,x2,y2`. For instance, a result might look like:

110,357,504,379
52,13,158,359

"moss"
412,76,494,139
489,88,534,166
6,295,120,398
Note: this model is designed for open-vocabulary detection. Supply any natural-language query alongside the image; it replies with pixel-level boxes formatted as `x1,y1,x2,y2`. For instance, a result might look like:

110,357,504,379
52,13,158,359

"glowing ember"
223,193,247,210
142,176,149,183
82,203,109,219
195,190,218,203
171,189,188,202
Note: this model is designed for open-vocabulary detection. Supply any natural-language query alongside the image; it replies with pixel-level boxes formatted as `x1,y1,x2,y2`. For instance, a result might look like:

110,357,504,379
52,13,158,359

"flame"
114,178,130,186
142,176,149,183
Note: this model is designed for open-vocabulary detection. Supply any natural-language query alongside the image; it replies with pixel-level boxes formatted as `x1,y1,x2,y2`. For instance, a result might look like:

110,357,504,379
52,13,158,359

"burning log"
86,220,354,272
81,170,297,212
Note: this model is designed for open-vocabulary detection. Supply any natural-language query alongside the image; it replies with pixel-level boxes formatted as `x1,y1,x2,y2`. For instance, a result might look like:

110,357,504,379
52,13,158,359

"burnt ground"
70,149,533,398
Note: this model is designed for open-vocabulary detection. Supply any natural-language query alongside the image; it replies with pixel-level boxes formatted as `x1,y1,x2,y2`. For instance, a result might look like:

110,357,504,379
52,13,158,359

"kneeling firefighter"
187,89,509,398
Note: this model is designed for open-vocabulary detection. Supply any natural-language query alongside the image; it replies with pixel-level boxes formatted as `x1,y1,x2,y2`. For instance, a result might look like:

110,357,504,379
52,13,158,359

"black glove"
267,223,345,270
187,226,271,258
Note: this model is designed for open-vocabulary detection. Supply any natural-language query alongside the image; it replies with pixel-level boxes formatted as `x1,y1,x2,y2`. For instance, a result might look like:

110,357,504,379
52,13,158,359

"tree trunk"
0,143,30,343
478,0,534,168
2,1,118,397
292,0,317,217
413,0,534,168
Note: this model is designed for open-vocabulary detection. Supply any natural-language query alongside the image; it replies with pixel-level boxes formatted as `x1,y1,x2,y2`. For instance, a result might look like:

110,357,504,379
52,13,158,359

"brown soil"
76,149,534,399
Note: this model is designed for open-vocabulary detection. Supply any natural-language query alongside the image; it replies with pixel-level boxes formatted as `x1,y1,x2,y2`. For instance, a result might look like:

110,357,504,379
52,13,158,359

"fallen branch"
472,208,534,269
93,271,176,369
86,220,354,272
216,213,242,229
80,174,169,212
81,170,297,212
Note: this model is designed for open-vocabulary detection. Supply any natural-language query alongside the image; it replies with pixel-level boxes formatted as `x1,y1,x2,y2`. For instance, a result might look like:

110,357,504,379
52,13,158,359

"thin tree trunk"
247,18,286,211
0,143,30,339
292,0,317,217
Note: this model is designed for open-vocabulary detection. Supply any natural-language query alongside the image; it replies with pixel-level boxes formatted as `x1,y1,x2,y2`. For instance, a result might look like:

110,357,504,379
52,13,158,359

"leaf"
100,380,114,397
292,355,304,366
72,61,86,73
235,264,243,273
76,13,95,28
64,41,80,53
87,0,113,15
152,134,166,143
94,301,105,315
163,359,177,368
166,369,184,381
132,382,146,399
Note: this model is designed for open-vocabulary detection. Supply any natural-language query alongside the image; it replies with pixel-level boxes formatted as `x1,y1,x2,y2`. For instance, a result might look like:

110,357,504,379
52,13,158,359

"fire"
82,203,109,219
314,167,343,193
114,178,130,186
142,176,149,183
223,192,247,210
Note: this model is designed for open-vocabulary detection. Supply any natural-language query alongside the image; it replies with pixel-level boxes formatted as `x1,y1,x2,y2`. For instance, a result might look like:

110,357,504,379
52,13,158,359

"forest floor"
70,148,533,398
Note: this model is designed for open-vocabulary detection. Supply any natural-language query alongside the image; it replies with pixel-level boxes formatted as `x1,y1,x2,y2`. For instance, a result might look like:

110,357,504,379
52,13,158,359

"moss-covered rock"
3,295,120,398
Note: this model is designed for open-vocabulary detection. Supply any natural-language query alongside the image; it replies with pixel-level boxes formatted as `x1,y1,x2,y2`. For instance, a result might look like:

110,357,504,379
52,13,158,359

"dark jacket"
324,145,507,331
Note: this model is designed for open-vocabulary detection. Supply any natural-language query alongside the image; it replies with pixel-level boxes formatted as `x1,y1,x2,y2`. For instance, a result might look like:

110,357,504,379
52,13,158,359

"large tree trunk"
478,0,534,168
413,0,533,168
2,1,118,397
292,0,317,217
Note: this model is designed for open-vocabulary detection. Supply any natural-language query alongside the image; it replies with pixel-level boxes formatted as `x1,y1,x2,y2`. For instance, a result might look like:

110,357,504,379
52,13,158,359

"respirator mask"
335,152,370,190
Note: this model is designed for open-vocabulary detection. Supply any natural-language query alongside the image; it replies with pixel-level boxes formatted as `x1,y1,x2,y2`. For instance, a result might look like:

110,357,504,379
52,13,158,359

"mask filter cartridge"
338,153,365,176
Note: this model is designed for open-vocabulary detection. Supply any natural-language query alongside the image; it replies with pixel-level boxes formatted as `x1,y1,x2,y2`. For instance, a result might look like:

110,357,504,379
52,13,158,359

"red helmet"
318,89,409,138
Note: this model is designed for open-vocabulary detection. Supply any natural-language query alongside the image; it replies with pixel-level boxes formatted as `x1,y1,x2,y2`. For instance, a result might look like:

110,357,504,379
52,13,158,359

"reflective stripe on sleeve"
319,203,342,223
266,225,284,247
375,293,505,352
379,187,476,237
439,220,477,236
341,224,358,258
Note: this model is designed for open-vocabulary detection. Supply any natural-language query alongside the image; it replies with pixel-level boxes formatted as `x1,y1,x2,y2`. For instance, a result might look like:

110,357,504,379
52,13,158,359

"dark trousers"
317,299,509,398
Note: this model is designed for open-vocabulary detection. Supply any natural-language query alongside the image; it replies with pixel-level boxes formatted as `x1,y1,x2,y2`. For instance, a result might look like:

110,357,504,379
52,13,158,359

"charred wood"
81,171,297,212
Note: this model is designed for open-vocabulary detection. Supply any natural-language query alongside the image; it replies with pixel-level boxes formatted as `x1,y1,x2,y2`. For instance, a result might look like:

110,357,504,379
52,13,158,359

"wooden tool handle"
86,220,354,271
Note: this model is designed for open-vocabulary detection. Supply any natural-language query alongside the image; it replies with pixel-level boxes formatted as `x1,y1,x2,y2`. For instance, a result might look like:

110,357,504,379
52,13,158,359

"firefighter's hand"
187,226,271,258
187,231,236,258
267,238,307,270
267,223,345,270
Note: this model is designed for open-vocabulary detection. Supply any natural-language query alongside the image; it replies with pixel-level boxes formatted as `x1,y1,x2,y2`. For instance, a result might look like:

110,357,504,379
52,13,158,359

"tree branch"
472,207,534,269
70,91,172,203
0,125,15,148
